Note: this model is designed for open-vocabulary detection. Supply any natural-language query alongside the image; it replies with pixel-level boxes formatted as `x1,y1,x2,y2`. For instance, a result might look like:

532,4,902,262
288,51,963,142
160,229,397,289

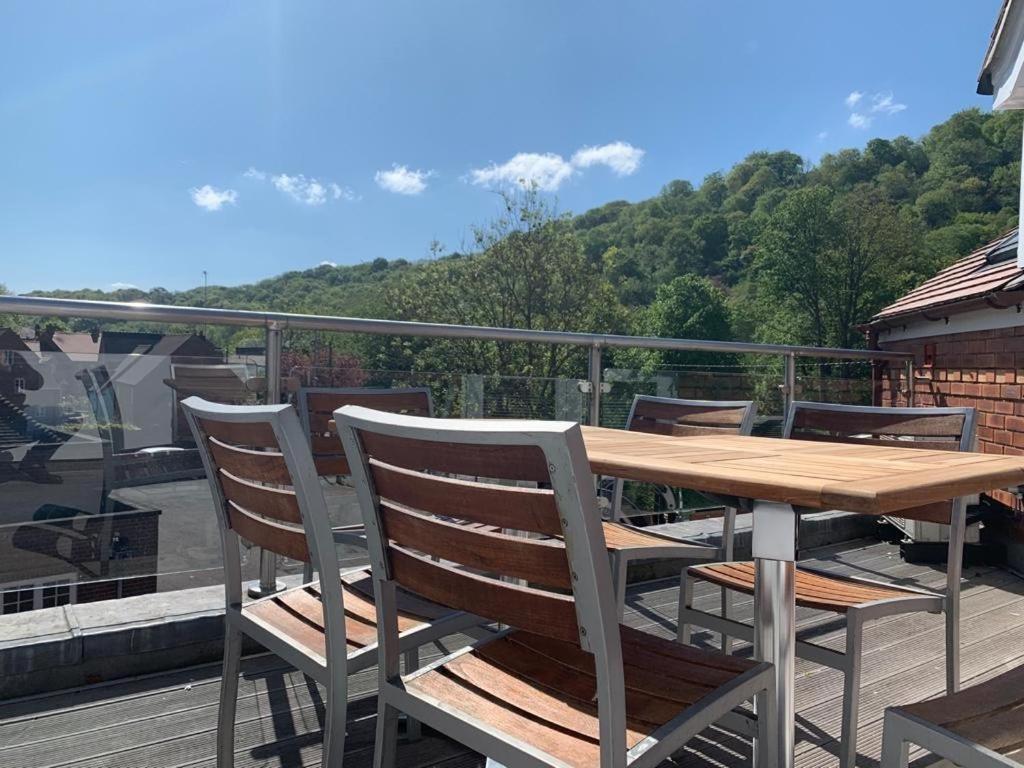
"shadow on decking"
2,539,1023,767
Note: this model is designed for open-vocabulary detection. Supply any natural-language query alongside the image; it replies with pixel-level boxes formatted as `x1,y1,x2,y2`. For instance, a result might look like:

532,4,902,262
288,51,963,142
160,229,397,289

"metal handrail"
0,295,911,362
0,293,915,596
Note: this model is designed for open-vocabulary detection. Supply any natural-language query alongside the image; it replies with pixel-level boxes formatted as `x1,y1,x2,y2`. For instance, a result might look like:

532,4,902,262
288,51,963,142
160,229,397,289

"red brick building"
868,229,1024,523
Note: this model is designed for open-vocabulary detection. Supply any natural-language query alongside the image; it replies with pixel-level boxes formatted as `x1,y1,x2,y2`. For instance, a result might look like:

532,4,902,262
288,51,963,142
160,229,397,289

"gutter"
861,289,1024,333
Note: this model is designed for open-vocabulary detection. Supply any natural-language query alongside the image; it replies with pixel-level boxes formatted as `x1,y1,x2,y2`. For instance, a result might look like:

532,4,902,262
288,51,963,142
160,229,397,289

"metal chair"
295,386,434,581
604,395,758,626
336,405,777,768
296,386,433,478
678,401,978,768
182,397,480,768
881,664,1024,767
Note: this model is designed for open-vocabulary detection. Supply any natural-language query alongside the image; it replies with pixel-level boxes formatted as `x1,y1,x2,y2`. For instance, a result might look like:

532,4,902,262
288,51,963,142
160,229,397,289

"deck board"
1,540,1022,767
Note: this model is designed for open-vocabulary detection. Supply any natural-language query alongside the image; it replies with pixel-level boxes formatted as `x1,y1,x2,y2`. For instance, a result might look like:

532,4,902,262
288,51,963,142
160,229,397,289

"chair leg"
879,712,910,768
946,600,960,694
720,585,733,655
839,614,863,768
401,649,422,742
677,570,693,644
374,702,400,768
321,671,348,767
217,626,243,768
611,553,628,622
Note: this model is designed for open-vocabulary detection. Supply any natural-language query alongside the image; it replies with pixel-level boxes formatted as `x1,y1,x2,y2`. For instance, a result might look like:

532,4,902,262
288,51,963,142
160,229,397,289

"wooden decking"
3,539,1024,767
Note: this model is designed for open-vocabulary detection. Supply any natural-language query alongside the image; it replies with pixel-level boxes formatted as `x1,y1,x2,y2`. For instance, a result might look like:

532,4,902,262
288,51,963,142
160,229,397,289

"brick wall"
879,324,1024,516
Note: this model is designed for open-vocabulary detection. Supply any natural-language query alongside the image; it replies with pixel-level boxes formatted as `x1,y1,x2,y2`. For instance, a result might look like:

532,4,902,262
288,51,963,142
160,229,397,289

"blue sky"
0,1,1005,294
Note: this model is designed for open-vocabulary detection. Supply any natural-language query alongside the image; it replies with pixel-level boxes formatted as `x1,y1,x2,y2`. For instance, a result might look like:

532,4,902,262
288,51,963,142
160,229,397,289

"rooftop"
869,228,1023,326
3,539,1021,768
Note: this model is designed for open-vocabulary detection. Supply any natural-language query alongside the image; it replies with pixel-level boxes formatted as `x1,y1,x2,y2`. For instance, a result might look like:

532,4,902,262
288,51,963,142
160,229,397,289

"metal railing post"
588,344,602,426
905,359,915,407
248,322,285,598
782,352,796,416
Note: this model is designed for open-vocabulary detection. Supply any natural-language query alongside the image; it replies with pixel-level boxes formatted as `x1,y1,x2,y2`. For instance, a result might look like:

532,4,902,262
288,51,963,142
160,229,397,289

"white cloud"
870,92,907,115
470,152,576,192
272,173,329,206
817,131,829,141
110,282,140,290
845,91,863,109
190,185,238,211
570,141,645,176
245,168,355,205
329,182,359,201
375,164,433,195
318,260,337,267
848,112,872,130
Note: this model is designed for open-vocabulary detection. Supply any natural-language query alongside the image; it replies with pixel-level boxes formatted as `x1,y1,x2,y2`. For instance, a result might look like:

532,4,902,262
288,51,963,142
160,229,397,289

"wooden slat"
899,664,1024,755
207,437,292,485
629,418,737,437
197,418,279,449
359,430,550,482
689,561,916,613
789,431,960,452
405,664,600,768
310,434,340,454
369,460,562,536
314,455,350,476
631,399,747,426
217,469,302,525
226,501,310,562
381,503,571,589
306,390,431,415
388,545,579,641
791,409,966,439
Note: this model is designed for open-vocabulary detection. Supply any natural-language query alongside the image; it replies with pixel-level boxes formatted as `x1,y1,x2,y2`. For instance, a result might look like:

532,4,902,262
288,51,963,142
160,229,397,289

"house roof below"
868,228,1023,327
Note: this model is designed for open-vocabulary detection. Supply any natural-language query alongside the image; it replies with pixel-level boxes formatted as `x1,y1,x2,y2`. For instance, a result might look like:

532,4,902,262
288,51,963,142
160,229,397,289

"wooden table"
581,425,1024,768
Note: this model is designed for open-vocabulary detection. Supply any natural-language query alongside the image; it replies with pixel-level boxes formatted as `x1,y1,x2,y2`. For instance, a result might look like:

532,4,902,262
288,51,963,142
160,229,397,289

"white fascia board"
875,304,1024,345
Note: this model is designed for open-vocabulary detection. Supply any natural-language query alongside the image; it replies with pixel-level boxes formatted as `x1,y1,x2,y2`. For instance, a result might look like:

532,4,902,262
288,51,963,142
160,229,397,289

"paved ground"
2,539,1022,767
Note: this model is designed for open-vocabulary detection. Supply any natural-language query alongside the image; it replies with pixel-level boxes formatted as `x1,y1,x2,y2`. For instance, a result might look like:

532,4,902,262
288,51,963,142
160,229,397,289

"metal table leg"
752,500,798,768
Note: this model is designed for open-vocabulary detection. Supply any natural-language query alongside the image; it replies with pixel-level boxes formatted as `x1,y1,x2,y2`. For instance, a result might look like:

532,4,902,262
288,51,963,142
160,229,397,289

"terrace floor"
3,538,1024,768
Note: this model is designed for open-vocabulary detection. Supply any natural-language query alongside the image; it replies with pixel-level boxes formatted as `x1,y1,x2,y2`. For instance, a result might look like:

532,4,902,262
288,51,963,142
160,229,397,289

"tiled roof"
870,229,1023,323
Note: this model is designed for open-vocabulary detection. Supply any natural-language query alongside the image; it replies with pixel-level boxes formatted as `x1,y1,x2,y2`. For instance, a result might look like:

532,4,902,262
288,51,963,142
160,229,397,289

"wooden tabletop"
582,425,1024,515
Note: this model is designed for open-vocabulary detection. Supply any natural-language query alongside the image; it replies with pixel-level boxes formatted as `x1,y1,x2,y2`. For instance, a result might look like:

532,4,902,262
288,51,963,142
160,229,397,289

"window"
14,377,25,393
2,587,35,614
0,350,13,367
41,582,71,608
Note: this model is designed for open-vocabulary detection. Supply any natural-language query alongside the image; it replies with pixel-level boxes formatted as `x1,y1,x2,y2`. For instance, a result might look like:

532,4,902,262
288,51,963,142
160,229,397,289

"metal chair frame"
336,406,777,768
881,708,1022,768
608,395,758,627
678,400,978,768
182,397,478,768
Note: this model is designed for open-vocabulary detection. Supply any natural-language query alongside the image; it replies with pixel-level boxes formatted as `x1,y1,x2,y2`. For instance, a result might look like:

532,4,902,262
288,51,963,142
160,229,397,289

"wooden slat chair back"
627,395,757,438
337,408,632,759
297,386,433,478
783,402,977,526
613,395,757,523
182,397,351,766
338,406,775,767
